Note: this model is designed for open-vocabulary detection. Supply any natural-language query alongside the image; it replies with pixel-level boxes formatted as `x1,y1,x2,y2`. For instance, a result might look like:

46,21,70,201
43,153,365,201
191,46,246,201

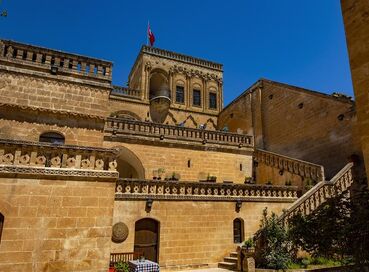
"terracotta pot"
108,267,116,272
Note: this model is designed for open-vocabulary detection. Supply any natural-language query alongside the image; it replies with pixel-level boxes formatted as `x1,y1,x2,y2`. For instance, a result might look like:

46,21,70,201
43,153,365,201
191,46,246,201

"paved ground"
168,268,230,272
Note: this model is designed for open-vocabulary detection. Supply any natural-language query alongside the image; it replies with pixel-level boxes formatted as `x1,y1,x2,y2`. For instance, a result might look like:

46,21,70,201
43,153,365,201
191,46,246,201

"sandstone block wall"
105,142,252,183
0,119,104,147
218,80,358,178
341,0,369,182
0,178,115,272
111,200,291,269
0,72,110,118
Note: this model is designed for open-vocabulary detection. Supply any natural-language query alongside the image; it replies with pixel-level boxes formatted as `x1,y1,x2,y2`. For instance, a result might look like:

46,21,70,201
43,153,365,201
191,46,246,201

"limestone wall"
111,200,292,269
0,72,110,118
341,0,369,182
0,178,115,272
218,80,357,178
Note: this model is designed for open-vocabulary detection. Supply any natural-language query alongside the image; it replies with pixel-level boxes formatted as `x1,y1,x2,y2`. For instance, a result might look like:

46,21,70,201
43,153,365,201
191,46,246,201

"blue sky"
0,0,352,106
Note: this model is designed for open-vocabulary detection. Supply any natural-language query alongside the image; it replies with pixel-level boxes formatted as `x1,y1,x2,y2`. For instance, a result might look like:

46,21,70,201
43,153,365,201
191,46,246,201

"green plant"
244,176,252,184
257,208,291,270
285,180,292,186
243,238,254,248
114,261,129,272
266,180,272,185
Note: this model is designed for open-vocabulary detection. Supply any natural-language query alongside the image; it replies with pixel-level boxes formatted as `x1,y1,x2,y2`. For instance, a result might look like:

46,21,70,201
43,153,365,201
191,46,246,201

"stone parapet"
0,39,112,86
110,85,142,100
142,45,223,71
115,179,298,202
0,139,118,180
254,149,325,182
105,117,253,151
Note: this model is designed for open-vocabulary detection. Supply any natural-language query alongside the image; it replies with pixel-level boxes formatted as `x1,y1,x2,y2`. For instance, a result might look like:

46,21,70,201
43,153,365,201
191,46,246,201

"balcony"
105,117,253,151
115,178,298,202
0,139,118,180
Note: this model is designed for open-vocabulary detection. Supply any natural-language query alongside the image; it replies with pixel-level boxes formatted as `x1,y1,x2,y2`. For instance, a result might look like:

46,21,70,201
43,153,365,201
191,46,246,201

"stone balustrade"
0,139,119,180
111,85,141,99
105,117,253,149
0,39,112,82
254,149,325,182
142,45,223,71
280,162,353,222
115,179,298,201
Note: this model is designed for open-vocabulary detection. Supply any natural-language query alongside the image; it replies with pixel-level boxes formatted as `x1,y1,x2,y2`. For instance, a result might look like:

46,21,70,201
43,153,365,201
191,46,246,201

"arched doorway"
134,218,160,262
233,218,244,244
116,146,145,179
149,70,171,123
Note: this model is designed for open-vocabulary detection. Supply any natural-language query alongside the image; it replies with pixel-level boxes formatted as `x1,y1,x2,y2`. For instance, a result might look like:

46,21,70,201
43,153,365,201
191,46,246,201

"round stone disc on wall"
112,222,129,243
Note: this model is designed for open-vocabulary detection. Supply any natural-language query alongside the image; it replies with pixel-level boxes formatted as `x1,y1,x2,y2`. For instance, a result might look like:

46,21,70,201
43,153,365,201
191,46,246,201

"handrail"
111,85,141,98
105,117,253,148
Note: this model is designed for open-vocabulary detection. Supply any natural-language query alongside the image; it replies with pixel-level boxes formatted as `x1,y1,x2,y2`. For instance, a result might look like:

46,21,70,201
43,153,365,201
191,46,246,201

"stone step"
224,257,237,264
218,261,236,271
229,252,238,258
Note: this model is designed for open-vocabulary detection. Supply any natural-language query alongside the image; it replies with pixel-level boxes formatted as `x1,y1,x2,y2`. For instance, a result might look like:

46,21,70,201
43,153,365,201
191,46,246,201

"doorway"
134,218,160,262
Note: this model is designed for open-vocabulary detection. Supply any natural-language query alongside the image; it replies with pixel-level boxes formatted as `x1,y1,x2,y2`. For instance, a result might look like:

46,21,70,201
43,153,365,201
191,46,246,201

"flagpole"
147,21,149,46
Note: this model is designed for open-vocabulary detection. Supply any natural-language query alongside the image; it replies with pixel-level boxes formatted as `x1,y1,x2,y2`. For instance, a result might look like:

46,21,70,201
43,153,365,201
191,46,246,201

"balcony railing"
0,40,112,82
111,85,141,99
105,117,253,148
255,149,325,182
0,139,118,180
115,179,298,201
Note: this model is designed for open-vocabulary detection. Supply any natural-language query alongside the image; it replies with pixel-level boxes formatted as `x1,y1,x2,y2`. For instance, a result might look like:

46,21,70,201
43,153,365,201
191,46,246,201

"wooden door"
233,218,244,243
134,218,159,262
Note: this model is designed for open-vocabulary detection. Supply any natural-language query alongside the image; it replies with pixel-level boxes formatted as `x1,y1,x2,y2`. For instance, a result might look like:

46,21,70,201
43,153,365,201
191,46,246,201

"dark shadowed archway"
116,146,145,179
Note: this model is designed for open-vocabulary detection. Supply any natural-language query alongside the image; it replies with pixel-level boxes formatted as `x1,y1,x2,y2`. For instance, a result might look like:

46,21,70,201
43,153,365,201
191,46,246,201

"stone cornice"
0,102,106,121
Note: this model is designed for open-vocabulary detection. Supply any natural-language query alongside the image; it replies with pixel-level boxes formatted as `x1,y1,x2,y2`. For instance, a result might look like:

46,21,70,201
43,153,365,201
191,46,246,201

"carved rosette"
112,222,129,243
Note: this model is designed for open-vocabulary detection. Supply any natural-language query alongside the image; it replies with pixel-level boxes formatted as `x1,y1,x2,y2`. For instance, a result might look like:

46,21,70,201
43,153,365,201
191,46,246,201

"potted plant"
285,180,292,186
157,168,165,180
244,176,252,184
114,261,129,272
266,180,272,186
152,169,158,180
243,238,254,250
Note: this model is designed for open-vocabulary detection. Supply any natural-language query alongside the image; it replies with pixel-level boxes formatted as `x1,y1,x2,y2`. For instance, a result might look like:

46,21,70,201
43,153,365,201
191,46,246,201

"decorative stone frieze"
105,117,253,149
115,179,298,202
0,139,119,180
254,149,325,182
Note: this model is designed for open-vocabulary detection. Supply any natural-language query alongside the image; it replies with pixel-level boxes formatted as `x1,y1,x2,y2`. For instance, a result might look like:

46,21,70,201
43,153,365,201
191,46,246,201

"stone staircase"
218,251,238,270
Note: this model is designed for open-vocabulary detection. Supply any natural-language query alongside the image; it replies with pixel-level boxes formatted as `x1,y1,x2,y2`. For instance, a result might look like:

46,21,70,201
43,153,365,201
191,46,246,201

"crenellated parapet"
0,139,119,181
0,39,113,87
115,179,298,202
254,149,325,182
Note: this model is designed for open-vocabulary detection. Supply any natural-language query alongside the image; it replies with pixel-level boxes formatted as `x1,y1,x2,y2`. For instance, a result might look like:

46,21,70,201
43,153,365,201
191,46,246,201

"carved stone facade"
0,38,357,271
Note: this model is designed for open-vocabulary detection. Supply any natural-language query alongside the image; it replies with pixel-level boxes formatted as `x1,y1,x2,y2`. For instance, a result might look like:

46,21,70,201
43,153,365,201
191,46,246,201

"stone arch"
110,110,141,121
116,146,145,179
149,69,169,99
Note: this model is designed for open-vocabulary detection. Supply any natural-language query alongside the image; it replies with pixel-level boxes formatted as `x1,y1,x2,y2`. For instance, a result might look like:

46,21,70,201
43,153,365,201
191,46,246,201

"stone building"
0,39,357,272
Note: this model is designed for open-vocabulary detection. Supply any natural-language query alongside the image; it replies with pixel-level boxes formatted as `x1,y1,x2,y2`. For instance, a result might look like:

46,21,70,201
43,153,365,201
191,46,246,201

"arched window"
0,213,4,243
233,218,244,243
39,132,65,145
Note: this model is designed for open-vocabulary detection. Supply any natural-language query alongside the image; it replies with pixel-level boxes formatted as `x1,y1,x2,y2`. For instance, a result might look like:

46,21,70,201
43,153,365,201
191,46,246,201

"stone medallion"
112,222,129,243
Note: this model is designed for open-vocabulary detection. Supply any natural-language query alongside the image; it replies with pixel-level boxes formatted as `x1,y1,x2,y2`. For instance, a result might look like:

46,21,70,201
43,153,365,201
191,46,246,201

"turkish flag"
148,23,155,47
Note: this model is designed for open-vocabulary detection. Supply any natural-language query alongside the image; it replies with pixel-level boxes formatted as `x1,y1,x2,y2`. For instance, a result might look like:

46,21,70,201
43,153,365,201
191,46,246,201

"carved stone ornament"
112,222,129,243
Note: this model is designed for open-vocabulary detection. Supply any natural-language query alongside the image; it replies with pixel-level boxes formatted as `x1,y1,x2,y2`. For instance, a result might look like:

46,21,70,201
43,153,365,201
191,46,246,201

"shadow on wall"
115,146,145,179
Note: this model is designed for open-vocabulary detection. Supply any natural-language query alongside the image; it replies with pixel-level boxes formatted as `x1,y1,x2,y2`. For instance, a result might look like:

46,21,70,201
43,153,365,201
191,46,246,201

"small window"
39,132,65,145
209,93,217,109
193,89,201,106
0,213,3,243
176,86,185,104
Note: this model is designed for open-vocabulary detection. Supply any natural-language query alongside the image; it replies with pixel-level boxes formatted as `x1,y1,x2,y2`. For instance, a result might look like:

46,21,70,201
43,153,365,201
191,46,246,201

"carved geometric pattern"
112,222,129,243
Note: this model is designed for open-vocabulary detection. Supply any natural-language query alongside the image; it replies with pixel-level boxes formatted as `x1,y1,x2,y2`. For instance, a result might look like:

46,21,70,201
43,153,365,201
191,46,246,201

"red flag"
147,23,155,47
